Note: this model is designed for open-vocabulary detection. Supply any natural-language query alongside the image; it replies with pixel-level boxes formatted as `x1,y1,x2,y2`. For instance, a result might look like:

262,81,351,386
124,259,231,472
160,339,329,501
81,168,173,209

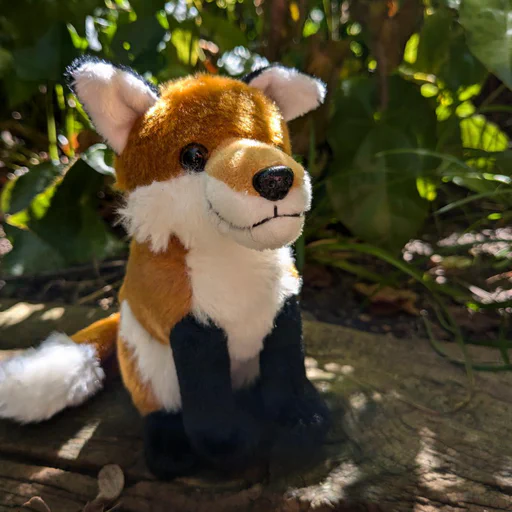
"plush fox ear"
242,65,326,122
66,57,158,154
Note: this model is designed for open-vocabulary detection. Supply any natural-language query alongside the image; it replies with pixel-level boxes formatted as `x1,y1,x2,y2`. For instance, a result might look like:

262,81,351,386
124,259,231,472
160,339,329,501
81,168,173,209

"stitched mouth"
208,202,303,231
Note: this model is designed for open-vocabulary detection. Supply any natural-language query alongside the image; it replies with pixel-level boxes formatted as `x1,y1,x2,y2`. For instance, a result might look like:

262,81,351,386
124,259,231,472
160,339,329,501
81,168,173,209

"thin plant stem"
45,84,59,163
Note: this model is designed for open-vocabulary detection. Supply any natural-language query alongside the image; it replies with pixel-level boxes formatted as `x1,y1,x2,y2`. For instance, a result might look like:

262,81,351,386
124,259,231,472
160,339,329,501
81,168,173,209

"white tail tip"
0,333,105,423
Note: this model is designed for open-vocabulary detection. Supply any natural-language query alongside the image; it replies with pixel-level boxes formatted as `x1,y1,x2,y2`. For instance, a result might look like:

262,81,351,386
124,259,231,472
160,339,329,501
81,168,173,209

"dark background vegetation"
0,0,510,370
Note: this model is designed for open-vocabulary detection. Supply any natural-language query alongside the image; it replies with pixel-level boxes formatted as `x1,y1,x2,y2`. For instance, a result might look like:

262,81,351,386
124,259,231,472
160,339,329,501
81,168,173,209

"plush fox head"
68,58,325,252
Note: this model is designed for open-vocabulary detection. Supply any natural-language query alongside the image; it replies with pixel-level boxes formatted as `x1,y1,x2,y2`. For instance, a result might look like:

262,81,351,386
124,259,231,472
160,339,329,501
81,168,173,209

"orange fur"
119,237,191,345
71,313,119,361
117,336,161,415
116,75,291,191
207,139,304,195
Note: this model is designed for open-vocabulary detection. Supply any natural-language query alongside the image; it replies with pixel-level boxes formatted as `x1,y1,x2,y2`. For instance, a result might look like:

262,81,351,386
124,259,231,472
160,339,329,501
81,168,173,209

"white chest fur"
187,243,300,362
119,245,300,412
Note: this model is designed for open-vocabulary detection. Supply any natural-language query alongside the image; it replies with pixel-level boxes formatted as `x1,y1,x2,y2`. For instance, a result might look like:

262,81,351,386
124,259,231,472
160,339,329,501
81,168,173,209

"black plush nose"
252,166,294,201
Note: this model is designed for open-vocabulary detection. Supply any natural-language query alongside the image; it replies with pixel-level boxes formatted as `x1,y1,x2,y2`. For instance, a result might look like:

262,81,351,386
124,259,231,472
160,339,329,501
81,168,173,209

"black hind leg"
270,379,331,463
144,410,198,479
260,297,331,466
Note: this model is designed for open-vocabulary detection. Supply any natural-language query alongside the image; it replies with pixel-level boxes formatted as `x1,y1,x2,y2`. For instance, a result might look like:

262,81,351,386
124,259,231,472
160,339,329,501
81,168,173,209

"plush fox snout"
203,138,311,250
253,166,294,201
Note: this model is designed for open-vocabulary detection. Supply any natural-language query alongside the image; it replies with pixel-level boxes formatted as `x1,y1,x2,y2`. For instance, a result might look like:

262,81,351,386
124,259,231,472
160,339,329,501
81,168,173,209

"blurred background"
0,0,510,368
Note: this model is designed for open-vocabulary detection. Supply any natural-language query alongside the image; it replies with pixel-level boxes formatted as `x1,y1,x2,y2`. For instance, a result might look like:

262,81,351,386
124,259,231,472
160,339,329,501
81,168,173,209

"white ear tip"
244,65,327,121
70,61,116,85
316,79,327,104
65,57,158,154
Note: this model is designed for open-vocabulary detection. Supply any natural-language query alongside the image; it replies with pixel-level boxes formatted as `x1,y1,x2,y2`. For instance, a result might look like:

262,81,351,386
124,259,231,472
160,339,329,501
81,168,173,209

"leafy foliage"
0,0,511,336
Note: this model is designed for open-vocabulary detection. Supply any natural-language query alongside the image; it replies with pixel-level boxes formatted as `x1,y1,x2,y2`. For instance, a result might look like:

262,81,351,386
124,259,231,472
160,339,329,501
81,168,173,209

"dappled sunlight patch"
40,307,65,321
287,461,361,508
348,391,368,413
0,301,44,328
57,419,101,460
415,427,467,495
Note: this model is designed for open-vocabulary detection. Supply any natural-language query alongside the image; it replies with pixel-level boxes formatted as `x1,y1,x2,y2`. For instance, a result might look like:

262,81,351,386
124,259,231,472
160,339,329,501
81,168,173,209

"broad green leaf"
328,77,376,164
2,224,65,276
26,159,123,264
460,115,508,152
1,0,106,47
382,76,438,150
1,162,63,215
459,0,512,89
4,159,123,274
112,16,166,63
327,126,429,252
415,9,454,74
13,23,78,82
200,11,248,52
439,31,487,90
413,7,486,90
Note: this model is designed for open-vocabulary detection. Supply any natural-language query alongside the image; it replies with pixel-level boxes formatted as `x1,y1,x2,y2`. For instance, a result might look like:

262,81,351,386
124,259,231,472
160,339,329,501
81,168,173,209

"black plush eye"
180,143,208,172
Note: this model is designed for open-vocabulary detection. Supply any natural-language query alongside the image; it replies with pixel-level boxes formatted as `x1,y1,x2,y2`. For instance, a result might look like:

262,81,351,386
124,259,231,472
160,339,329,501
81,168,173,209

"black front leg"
170,315,259,469
260,296,331,456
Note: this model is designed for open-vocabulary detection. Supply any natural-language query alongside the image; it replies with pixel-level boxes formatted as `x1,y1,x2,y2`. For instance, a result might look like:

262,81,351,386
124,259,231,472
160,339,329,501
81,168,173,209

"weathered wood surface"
0,299,512,511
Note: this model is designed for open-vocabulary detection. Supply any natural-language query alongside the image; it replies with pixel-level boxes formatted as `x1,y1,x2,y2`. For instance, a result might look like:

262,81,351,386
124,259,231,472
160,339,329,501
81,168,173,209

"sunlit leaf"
403,33,419,64
3,159,123,274
1,162,63,215
460,115,508,152
417,177,438,201
171,27,198,66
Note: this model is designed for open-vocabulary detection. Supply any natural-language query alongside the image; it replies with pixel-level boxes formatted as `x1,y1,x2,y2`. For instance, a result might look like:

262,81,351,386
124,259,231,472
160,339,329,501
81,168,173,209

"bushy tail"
0,313,119,423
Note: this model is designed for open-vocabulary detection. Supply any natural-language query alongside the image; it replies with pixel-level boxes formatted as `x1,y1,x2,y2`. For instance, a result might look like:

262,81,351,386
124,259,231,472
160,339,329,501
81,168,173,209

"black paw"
188,414,260,469
144,410,198,479
270,381,331,459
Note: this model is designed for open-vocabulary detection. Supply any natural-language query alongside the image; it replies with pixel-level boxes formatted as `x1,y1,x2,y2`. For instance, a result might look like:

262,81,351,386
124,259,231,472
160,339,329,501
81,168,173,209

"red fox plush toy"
0,57,330,478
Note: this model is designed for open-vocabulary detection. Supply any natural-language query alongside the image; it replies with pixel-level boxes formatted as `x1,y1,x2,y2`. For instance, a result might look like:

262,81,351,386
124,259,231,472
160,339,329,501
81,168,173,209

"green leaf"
171,27,199,66
1,162,63,215
2,224,65,276
327,125,429,252
382,76,438,150
460,115,508,152
27,159,122,264
328,76,378,163
4,159,123,274
200,11,248,52
413,7,486,90
130,0,167,16
112,16,166,63
12,23,78,82
459,0,512,90
415,8,454,74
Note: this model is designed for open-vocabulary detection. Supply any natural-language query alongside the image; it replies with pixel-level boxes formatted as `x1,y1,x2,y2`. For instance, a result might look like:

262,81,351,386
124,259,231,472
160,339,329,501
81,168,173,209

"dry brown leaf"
97,465,124,502
303,264,333,288
354,283,420,316
22,497,51,512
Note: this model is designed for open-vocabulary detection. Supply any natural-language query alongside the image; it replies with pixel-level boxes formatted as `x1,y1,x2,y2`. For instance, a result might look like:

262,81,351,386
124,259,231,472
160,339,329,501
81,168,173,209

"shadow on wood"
0,300,511,511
